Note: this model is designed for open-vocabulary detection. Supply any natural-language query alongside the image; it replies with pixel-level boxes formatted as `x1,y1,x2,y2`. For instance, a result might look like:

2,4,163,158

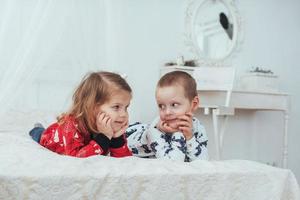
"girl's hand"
177,112,193,140
96,112,114,139
113,120,129,138
157,119,178,134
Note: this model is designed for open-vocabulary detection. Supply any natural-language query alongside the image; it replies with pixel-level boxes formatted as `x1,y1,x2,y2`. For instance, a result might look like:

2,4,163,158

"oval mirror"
185,0,241,64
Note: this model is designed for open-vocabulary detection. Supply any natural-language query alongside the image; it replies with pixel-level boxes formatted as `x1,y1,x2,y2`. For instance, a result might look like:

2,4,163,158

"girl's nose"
120,110,128,117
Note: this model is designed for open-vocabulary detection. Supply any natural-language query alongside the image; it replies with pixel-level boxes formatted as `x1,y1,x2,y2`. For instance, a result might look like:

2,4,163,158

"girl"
30,71,132,158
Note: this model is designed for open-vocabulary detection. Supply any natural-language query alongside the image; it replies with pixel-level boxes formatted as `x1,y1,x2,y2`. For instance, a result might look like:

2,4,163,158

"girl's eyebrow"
112,102,128,106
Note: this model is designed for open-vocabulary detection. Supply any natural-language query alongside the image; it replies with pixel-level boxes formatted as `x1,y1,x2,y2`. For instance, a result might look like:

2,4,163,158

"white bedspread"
0,132,299,200
0,111,299,200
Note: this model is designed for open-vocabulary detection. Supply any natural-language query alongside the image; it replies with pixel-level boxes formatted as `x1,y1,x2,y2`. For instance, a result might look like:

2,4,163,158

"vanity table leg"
219,115,229,151
283,111,289,168
212,109,221,160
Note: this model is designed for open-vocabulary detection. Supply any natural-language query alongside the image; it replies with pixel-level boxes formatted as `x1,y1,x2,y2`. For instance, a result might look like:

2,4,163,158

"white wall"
232,0,300,182
2,0,299,182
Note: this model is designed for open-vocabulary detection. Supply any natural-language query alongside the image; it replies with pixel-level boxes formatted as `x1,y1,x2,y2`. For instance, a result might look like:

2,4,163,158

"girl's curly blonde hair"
58,71,131,135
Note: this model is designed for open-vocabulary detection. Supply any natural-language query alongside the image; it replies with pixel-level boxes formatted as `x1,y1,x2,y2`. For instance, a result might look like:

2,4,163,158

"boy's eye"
171,103,179,107
158,104,165,110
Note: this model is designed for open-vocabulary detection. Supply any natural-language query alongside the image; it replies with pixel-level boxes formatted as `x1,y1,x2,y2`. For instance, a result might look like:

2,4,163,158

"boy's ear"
191,95,200,112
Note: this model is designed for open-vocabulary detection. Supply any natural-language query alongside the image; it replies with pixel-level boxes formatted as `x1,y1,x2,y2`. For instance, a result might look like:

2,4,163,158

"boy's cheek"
160,113,178,121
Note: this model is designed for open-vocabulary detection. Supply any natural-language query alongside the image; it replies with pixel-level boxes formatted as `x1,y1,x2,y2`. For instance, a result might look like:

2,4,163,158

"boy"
126,71,208,161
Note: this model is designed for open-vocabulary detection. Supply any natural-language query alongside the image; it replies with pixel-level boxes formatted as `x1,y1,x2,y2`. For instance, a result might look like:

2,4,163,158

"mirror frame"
185,0,243,67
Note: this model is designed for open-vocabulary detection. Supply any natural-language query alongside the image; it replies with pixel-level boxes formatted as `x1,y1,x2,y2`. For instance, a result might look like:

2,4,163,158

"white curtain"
0,0,115,119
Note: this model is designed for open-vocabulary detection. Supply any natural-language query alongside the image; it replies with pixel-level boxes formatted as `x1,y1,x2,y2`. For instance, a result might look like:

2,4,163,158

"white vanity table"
199,87,290,169
161,66,290,168
173,0,290,168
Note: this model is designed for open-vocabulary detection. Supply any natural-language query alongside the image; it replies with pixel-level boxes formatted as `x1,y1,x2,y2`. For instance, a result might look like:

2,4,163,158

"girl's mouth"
115,121,125,125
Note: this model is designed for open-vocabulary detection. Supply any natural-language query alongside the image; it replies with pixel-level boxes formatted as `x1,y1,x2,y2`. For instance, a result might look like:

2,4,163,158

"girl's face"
156,85,199,127
97,90,131,132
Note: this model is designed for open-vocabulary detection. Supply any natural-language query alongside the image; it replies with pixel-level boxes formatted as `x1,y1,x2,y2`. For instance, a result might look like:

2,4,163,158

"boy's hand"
96,112,114,139
113,120,129,138
157,119,178,133
177,112,193,140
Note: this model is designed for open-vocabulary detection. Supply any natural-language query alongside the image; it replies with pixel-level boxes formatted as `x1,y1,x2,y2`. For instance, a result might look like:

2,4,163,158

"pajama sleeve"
126,123,154,157
109,135,132,157
40,122,111,158
60,127,110,158
185,118,209,161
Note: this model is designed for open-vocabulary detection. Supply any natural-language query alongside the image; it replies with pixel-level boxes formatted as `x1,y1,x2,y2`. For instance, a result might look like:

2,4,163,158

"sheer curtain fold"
0,0,110,119
0,0,65,115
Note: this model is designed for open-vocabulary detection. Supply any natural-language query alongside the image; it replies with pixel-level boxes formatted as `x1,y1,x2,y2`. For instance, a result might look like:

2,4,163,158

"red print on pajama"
40,115,132,158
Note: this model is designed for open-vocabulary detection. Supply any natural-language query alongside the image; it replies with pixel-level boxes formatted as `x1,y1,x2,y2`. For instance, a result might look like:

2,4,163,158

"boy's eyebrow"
169,100,181,103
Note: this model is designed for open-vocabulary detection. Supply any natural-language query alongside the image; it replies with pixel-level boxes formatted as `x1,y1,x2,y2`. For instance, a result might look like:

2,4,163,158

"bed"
0,110,299,200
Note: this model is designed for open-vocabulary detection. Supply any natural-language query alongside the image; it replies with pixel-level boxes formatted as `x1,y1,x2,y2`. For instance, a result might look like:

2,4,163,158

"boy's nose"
164,107,173,115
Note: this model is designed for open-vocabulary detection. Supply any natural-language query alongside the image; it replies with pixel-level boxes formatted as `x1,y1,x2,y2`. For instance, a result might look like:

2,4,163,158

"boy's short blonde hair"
157,71,197,101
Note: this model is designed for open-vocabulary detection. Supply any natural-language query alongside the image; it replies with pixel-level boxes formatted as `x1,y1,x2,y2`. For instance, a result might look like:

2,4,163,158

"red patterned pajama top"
40,115,132,158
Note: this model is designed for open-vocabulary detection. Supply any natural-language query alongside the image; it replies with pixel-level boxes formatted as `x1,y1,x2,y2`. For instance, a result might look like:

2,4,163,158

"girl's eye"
113,105,120,110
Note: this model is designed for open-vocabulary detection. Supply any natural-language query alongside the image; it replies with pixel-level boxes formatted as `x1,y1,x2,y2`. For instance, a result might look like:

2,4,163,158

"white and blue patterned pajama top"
126,117,208,162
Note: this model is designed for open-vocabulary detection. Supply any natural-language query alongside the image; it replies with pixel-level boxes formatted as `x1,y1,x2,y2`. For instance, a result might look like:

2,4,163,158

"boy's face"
97,90,131,132
156,85,199,127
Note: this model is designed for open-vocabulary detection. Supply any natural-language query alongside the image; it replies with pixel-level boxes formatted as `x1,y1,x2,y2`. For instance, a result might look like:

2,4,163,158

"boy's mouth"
163,117,177,122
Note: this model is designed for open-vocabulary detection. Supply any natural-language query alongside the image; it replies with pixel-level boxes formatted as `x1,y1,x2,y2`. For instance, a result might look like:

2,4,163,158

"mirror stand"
184,0,243,67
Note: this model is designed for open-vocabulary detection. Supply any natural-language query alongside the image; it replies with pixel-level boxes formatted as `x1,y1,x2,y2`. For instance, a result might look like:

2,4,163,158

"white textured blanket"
0,130,299,200
0,110,299,200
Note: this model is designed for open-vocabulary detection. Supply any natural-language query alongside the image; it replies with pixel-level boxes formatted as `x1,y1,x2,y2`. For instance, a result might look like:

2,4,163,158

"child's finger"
99,114,110,126
123,121,129,129
176,120,191,128
119,121,128,132
121,124,128,133
96,113,103,126
177,115,188,121
96,112,101,121
162,123,178,133
177,115,191,123
97,112,106,121
179,114,193,126
179,126,193,140
113,121,128,137
185,112,193,117
179,126,190,132
105,117,112,126
99,112,106,117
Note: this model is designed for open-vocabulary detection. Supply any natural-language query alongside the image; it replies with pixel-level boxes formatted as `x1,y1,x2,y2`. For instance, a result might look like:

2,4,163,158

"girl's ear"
191,95,200,112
